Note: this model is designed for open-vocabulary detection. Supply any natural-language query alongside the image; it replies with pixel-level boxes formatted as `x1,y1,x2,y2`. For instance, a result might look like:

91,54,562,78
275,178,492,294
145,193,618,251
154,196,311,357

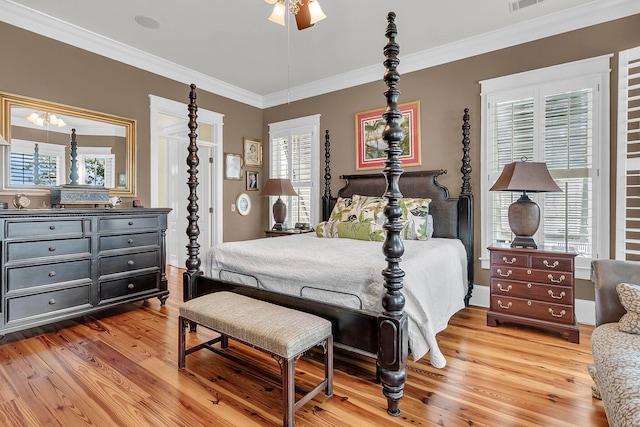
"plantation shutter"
268,115,320,228
617,46,640,260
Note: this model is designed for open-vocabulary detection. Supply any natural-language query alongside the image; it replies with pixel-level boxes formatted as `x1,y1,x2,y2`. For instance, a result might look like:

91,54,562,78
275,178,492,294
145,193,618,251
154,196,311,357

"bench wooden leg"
178,316,186,369
283,357,295,427
325,335,333,396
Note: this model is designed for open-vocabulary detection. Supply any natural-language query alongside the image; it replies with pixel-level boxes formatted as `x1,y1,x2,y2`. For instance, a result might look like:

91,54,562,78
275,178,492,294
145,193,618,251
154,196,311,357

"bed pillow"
337,221,385,242
617,283,640,334
398,197,431,240
328,197,356,222
315,220,340,237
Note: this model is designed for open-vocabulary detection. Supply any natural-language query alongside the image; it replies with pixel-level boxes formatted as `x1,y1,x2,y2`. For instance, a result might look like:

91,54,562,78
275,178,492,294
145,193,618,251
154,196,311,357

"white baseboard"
468,284,595,326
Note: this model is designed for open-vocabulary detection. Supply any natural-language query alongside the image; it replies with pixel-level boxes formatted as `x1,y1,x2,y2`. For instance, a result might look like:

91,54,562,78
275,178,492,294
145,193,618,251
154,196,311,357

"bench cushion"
179,291,331,358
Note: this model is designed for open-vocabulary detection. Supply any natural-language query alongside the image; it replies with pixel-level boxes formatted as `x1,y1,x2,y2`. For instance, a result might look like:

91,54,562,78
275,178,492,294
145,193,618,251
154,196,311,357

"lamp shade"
490,161,561,249
490,161,561,193
258,178,298,197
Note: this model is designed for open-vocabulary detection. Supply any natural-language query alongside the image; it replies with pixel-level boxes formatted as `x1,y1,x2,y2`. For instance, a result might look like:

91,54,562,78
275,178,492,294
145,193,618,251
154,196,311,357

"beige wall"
2,15,640,300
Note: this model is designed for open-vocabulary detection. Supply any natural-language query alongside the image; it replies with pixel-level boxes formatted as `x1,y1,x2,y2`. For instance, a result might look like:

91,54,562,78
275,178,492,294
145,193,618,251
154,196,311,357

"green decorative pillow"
398,197,431,240
315,220,340,238
337,221,385,242
351,195,386,221
617,283,640,334
329,197,355,222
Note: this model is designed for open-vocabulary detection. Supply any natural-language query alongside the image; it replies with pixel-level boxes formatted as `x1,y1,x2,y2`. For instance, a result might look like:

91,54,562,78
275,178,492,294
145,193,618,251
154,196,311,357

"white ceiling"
1,0,639,108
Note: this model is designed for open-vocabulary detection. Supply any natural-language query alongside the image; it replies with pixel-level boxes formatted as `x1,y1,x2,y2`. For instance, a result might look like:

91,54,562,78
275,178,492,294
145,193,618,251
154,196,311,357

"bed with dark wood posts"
183,12,473,416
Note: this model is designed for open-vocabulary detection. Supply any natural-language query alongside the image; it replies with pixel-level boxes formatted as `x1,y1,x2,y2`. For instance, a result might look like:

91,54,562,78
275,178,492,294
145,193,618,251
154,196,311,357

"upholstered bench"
178,291,333,427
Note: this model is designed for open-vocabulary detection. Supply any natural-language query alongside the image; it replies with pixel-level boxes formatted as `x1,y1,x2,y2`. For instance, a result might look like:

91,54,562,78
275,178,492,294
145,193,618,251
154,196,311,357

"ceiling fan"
265,0,327,31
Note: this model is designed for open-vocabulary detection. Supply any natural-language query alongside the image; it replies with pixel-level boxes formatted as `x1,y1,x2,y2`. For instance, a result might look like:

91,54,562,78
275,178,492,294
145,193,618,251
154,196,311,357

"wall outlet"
231,203,236,212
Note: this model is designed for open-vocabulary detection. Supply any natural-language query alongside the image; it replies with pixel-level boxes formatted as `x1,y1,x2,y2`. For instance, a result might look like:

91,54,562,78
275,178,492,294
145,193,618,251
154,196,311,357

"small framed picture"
246,171,259,191
243,138,262,167
224,153,242,180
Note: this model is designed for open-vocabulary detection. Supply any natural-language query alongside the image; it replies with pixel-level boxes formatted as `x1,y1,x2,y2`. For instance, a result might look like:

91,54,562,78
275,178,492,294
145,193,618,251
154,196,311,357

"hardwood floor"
0,266,607,426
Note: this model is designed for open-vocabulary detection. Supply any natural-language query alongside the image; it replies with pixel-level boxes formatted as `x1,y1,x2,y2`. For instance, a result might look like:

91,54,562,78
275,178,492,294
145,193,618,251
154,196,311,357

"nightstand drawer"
490,295,575,325
531,255,573,272
7,259,92,292
6,237,91,262
99,250,160,276
490,279,573,304
6,285,91,323
99,232,159,252
490,251,529,268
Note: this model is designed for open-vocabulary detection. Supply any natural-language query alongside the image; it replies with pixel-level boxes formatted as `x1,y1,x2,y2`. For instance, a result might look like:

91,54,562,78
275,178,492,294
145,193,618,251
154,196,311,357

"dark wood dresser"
0,208,171,337
487,245,579,343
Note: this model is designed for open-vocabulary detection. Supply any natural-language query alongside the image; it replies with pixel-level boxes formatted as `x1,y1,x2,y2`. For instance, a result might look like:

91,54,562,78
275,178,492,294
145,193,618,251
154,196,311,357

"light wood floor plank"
0,266,607,426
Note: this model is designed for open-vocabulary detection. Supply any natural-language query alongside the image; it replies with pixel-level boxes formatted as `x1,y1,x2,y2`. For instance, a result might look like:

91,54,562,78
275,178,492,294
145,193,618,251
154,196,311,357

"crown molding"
2,0,639,109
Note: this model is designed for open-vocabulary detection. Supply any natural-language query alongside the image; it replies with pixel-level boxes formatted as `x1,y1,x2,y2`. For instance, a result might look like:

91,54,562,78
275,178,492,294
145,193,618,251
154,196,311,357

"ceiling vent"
509,0,544,12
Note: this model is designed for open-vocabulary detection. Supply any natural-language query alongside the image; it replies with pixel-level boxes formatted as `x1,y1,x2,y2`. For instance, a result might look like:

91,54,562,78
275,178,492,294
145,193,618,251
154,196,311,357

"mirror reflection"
0,93,136,197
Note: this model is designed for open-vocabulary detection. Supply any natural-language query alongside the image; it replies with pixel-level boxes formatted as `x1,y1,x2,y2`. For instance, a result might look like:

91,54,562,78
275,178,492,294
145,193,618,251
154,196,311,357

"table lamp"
259,178,298,230
490,160,561,249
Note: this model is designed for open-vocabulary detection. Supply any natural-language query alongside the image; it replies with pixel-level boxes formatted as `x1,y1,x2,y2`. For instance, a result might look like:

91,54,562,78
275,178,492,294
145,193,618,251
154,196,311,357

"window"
616,46,640,260
481,55,611,279
77,147,115,188
268,115,320,228
9,140,63,186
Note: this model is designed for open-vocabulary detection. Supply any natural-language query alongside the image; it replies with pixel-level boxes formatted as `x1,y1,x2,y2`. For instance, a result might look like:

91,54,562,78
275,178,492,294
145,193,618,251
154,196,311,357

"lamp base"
511,236,538,249
272,223,284,231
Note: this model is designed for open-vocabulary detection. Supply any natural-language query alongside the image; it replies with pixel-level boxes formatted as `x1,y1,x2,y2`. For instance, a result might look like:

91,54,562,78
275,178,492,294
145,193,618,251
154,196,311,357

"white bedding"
203,233,466,368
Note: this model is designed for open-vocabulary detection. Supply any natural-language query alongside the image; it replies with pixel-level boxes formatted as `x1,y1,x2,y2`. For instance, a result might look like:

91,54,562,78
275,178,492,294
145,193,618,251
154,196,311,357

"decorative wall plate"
236,193,251,216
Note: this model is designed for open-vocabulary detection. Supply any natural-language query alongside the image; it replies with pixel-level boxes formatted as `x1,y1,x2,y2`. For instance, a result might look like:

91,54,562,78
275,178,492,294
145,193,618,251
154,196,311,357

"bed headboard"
337,170,458,239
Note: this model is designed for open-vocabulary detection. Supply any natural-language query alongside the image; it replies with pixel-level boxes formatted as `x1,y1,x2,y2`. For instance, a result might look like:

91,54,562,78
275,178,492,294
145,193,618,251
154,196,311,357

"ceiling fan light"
264,0,277,4
308,0,326,24
268,2,286,26
27,112,40,124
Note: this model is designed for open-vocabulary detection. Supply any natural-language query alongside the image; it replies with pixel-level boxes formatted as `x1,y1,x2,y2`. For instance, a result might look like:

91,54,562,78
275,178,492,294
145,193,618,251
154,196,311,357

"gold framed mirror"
0,93,136,197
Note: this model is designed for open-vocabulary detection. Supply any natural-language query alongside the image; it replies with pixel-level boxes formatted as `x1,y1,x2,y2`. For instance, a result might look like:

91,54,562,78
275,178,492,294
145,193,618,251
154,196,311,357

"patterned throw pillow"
617,282,640,334
398,197,431,240
329,197,355,222
337,221,385,242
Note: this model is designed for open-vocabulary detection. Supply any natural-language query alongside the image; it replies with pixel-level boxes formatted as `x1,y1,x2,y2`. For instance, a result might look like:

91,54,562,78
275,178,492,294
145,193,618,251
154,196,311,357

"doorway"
149,95,224,268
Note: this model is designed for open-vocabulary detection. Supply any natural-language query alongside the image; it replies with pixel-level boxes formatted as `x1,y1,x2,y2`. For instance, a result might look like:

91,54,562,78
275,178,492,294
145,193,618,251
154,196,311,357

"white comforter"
203,233,466,368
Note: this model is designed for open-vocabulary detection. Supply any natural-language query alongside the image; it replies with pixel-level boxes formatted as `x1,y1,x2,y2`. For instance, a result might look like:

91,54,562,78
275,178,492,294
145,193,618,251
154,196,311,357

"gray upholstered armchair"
589,259,640,427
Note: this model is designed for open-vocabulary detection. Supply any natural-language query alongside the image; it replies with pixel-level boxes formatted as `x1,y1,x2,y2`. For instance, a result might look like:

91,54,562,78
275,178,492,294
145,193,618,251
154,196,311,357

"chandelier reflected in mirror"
27,111,67,128
265,0,326,30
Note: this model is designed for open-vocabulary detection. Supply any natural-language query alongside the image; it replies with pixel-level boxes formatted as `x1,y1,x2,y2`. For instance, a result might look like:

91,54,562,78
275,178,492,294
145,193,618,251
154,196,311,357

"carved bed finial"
69,128,79,185
461,108,472,196
379,11,408,417
185,83,201,301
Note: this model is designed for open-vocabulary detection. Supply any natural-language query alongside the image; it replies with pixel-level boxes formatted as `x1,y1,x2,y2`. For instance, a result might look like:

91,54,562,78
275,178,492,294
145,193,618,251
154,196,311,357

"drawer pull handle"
543,260,559,269
497,284,512,292
548,290,566,300
497,269,512,277
127,239,134,244
548,308,566,318
48,246,56,252
502,256,517,264
127,283,134,290
48,298,56,305
497,300,512,310
527,283,532,288
48,271,56,277
128,221,134,226
127,260,135,266
547,274,566,283
49,225,56,230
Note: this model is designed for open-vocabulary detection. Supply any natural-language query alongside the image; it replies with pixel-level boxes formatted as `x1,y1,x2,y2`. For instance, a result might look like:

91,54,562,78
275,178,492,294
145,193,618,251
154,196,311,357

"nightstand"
486,245,579,343
264,229,313,238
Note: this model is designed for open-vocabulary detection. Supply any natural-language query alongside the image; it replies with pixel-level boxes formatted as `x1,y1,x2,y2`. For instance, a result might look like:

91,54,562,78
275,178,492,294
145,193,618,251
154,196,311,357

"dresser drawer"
490,250,529,268
5,219,88,238
99,272,159,302
99,250,160,276
6,285,91,323
99,232,159,252
490,266,573,286
7,259,92,292
490,295,575,325
490,279,574,304
6,237,91,262
531,255,573,272
98,216,160,233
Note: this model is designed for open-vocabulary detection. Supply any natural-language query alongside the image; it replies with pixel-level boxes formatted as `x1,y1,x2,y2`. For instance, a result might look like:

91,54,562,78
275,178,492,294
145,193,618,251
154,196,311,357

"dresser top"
0,207,172,218
488,244,577,256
